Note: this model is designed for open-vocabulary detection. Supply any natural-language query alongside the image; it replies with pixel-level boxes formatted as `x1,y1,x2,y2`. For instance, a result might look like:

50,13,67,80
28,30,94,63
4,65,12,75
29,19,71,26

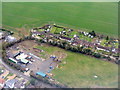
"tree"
52,39,57,46
59,40,67,49
93,53,101,58
106,36,109,41
89,30,96,37
72,46,78,52
30,78,36,85
65,44,70,50
83,48,92,55
39,39,44,43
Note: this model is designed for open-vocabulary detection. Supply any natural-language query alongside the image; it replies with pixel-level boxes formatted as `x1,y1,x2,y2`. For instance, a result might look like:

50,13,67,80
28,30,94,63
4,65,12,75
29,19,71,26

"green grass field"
36,44,118,88
2,2,118,37
52,52,118,88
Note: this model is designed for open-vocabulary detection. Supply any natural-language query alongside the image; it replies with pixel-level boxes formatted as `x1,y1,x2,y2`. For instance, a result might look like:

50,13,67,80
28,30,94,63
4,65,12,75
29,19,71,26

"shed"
0,32,3,39
8,58,17,64
36,72,46,77
5,35,16,42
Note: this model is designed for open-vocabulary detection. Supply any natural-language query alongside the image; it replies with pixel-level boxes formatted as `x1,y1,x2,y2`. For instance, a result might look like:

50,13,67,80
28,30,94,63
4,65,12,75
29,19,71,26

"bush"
115,60,120,64
93,53,101,58
107,57,111,61
82,48,92,55
30,78,36,85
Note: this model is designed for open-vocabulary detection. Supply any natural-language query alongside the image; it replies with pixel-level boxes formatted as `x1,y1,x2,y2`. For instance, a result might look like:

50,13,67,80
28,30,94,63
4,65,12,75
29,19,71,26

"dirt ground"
18,40,43,57
53,50,67,60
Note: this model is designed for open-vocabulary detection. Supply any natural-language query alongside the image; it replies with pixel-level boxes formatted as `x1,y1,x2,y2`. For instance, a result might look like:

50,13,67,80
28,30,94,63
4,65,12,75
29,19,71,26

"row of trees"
38,37,102,59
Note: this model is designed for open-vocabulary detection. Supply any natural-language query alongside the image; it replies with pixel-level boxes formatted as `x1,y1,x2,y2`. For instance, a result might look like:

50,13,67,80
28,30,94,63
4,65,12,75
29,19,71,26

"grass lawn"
100,39,118,48
115,43,119,48
50,26,56,33
2,2,118,37
35,44,118,88
52,52,118,88
38,29,45,32
79,34,93,42
69,31,78,36
54,28,63,34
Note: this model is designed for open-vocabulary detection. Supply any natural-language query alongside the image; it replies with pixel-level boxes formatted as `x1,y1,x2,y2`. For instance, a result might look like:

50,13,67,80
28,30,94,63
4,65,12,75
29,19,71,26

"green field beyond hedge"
2,2,118,37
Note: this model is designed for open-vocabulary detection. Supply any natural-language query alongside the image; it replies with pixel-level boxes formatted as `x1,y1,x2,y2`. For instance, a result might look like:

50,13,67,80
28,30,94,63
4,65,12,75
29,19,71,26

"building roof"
5,35,16,42
19,53,28,59
0,32,3,36
20,59,29,64
33,31,45,35
16,53,29,64
0,77,5,84
16,53,27,60
0,70,9,79
60,36,71,40
36,72,46,77
8,58,18,64
112,48,119,53
14,79,26,88
5,79,18,88
96,44,110,51
72,39,95,47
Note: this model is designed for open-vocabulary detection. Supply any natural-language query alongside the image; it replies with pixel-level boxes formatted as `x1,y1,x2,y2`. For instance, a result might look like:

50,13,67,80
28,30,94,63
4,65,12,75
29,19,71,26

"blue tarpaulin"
36,72,46,77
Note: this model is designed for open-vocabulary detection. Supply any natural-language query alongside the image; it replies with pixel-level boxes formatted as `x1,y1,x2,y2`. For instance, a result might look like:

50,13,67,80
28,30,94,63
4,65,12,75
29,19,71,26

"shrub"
30,78,36,85
93,53,101,58
115,60,120,64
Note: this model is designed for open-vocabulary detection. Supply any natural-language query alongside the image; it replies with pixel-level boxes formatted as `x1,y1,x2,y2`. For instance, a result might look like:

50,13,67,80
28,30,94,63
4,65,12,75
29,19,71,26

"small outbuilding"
8,58,18,64
4,79,18,88
0,77,5,88
5,35,16,42
36,72,46,77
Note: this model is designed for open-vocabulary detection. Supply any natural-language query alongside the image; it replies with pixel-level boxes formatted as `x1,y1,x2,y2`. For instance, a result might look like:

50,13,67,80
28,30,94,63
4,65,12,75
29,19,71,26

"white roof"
7,36,15,39
5,35,16,42
0,32,3,37
20,53,28,58
16,53,28,60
